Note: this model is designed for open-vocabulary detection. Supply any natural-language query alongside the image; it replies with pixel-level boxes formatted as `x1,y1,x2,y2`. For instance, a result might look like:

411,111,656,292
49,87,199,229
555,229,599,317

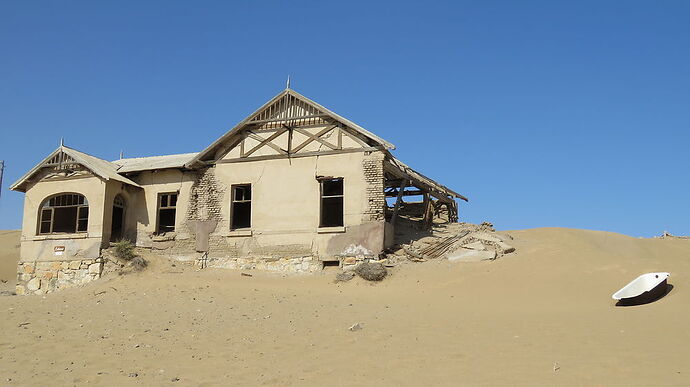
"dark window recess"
322,260,340,268
157,193,177,233
320,178,344,227
231,184,251,229
38,193,89,234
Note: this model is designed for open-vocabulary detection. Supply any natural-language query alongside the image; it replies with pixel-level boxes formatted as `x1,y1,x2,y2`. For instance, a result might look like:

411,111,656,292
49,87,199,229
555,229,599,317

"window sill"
317,226,346,234
227,229,253,237
33,233,88,241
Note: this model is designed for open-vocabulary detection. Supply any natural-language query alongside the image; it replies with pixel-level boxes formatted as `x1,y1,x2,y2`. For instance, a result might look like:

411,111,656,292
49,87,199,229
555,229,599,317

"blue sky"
1,1,688,236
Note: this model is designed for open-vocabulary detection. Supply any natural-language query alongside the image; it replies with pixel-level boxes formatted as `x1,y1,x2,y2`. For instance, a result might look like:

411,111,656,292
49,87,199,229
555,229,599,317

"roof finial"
60,137,64,147
286,75,291,89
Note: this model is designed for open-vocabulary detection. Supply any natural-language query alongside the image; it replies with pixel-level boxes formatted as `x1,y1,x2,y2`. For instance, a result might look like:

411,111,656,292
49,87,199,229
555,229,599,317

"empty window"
157,192,177,233
231,184,251,229
38,193,89,234
320,178,343,227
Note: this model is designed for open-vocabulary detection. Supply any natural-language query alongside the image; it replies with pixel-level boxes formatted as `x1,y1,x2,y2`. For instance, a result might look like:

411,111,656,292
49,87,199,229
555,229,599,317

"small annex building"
11,88,467,294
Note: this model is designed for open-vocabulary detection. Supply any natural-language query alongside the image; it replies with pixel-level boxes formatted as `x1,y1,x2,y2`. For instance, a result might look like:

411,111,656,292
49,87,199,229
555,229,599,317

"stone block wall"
15,258,104,295
362,152,385,222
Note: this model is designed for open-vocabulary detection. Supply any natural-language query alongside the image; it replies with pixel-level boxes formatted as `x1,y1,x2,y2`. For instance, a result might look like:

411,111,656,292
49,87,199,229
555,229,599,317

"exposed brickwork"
186,167,226,222
362,152,386,221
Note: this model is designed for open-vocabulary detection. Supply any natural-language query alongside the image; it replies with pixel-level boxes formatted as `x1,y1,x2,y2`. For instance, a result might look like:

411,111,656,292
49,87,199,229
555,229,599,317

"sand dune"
0,230,20,282
1,228,689,385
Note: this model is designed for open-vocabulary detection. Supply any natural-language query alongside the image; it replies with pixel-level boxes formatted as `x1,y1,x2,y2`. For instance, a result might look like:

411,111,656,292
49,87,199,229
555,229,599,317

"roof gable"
10,146,140,192
186,88,395,167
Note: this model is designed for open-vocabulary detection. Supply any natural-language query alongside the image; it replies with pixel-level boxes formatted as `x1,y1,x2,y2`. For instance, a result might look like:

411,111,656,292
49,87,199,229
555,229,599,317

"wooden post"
390,179,408,227
422,193,433,230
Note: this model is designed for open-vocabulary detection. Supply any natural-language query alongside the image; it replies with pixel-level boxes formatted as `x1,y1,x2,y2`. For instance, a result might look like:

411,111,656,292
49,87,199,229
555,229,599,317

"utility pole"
0,160,4,199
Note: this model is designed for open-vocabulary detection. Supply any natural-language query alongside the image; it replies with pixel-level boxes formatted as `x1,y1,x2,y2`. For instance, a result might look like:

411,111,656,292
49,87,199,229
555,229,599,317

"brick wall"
186,167,226,223
362,151,385,221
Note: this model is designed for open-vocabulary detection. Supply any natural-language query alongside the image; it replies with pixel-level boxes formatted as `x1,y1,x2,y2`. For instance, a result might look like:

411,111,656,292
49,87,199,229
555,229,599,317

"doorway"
110,194,126,242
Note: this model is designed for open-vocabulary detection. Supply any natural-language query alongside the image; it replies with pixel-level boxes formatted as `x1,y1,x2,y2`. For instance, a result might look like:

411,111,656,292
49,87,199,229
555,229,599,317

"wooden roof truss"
187,89,395,167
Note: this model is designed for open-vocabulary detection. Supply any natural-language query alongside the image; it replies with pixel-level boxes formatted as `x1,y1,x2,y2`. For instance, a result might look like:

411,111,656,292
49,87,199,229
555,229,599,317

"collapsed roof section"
383,154,468,205
10,146,141,192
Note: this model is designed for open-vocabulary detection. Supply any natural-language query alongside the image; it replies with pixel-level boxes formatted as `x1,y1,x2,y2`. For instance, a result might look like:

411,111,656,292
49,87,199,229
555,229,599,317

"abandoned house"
10,87,467,294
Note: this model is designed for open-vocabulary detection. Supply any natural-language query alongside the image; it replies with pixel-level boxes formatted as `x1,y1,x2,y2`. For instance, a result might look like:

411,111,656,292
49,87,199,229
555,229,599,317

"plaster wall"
18,175,107,263
126,169,196,247
211,150,386,258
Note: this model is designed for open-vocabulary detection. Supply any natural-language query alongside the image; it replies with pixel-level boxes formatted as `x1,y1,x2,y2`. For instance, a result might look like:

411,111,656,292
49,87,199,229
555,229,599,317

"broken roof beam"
385,189,425,197
383,156,468,204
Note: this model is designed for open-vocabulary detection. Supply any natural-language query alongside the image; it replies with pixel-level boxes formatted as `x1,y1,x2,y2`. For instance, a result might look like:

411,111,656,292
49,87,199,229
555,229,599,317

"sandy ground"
1,228,690,386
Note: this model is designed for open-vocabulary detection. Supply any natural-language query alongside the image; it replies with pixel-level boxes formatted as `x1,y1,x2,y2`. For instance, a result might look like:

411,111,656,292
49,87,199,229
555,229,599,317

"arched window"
38,193,89,234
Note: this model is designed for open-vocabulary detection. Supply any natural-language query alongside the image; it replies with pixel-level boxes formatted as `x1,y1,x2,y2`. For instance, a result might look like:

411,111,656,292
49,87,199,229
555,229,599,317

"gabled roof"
185,88,395,167
113,152,198,173
10,145,141,192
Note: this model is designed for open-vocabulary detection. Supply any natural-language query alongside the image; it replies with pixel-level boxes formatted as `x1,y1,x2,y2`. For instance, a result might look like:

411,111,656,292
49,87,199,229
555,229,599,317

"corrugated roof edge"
113,152,198,173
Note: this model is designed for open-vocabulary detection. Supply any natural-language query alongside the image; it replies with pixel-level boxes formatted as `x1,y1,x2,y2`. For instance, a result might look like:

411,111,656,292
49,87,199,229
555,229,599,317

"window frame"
156,192,178,234
319,178,344,228
230,184,252,230
37,193,89,235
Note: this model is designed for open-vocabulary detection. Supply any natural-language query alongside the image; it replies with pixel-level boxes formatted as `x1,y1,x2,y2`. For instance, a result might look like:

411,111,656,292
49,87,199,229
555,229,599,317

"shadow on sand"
615,283,674,307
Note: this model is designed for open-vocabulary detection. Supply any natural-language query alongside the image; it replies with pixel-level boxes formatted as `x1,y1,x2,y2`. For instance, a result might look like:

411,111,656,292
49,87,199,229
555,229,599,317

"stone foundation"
15,258,104,295
198,255,322,273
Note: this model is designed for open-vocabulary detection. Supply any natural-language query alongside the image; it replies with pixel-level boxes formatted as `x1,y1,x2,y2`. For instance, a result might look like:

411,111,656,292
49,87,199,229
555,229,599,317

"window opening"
231,184,252,229
320,178,344,227
157,192,177,233
38,193,89,234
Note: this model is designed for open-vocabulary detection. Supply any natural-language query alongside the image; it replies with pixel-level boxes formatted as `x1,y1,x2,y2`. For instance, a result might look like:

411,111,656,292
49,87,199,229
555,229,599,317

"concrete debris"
447,249,496,262
386,222,516,265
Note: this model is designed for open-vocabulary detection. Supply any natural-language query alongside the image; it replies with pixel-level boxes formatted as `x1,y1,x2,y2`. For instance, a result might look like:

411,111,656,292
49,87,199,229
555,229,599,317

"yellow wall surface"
19,174,106,262
213,151,385,256
126,169,196,245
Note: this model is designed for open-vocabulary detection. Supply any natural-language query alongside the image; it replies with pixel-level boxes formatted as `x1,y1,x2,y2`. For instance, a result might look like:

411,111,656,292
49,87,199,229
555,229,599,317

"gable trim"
11,146,141,192
185,88,395,168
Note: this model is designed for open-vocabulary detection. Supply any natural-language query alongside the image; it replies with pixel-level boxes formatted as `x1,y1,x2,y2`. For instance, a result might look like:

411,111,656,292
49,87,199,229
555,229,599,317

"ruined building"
10,88,467,294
